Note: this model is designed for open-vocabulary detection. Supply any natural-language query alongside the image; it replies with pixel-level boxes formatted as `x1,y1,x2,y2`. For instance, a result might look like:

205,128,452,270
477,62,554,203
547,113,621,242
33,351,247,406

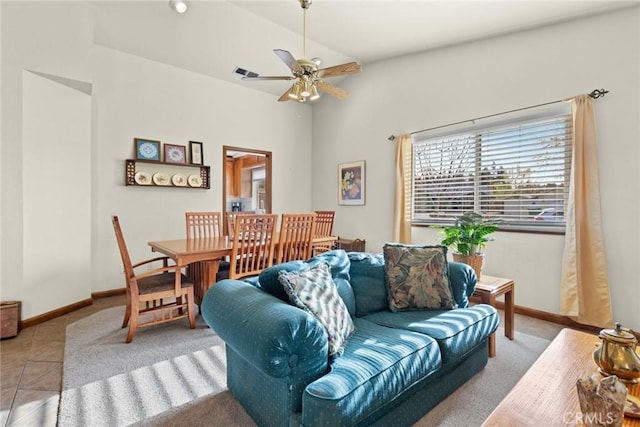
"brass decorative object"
593,322,640,384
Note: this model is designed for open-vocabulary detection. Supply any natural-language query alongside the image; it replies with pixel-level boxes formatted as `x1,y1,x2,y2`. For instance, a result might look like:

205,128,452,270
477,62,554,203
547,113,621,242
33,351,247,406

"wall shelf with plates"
125,159,210,189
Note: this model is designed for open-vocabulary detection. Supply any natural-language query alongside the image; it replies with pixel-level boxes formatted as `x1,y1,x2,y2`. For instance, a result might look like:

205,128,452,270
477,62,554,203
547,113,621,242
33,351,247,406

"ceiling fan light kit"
236,0,361,103
309,84,320,100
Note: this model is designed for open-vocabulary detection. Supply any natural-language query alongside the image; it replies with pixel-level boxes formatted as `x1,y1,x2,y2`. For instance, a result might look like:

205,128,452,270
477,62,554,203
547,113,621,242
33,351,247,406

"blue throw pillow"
258,260,307,300
278,262,355,357
348,252,389,317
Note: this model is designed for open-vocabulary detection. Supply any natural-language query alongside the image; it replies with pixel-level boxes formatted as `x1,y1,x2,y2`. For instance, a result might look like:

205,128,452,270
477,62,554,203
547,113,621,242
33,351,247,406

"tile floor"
0,295,126,427
0,295,565,427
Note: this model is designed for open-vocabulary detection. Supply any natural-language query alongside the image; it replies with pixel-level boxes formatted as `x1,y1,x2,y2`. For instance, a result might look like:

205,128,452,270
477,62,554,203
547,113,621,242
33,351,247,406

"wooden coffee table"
482,328,640,426
472,275,515,357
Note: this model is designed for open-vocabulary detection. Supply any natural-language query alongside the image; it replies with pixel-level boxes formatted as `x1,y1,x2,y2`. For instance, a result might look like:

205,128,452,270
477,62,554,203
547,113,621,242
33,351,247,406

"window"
412,106,572,231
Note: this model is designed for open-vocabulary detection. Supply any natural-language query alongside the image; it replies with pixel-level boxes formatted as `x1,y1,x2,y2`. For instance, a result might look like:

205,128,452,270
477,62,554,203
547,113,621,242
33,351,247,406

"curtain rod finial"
388,135,395,142
589,89,609,99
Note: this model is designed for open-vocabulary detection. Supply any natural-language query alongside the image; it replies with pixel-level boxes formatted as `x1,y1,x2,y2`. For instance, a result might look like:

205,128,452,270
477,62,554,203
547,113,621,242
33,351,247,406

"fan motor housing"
297,58,318,75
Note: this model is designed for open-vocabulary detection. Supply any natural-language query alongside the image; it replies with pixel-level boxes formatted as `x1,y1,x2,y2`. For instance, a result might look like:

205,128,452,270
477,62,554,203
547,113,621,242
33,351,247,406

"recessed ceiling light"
169,0,188,14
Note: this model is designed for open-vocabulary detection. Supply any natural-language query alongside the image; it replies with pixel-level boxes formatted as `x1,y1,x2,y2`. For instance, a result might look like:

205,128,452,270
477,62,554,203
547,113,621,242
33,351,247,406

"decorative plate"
187,174,203,187
625,394,640,418
172,173,187,187
153,172,170,186
134,171,152,185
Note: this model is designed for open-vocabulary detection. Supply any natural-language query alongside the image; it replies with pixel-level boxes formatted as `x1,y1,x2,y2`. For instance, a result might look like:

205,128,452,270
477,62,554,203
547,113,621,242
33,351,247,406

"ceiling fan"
235,0,361,103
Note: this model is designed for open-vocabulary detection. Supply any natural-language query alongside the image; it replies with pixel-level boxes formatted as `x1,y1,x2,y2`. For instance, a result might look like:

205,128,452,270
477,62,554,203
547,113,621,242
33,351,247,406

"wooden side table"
335,238,365,252
472,275,515,357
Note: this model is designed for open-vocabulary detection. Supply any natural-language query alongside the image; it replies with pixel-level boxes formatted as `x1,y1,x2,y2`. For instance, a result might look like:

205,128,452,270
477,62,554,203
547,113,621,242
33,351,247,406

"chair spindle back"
230,214,278,279
186,212,223,239
277,213,317,264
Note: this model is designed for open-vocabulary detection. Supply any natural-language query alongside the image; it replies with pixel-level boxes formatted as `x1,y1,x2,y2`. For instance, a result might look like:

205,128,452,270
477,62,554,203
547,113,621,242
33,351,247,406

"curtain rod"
387,88,609,142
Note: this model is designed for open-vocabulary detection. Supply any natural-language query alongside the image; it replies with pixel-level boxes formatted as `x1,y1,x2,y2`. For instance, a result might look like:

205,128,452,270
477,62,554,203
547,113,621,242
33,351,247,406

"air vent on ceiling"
233,67,259,78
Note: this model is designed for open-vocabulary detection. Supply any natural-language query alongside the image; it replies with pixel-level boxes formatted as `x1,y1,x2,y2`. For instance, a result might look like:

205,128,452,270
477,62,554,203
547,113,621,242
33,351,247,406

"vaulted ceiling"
91,0,638,97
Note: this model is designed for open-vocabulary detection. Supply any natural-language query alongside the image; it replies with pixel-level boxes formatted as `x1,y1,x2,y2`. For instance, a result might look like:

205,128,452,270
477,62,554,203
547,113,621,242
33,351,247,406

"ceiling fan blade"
242,76,295,81
317,62,361,78
316,80,350,100
274,49,303,74
278,86,295,102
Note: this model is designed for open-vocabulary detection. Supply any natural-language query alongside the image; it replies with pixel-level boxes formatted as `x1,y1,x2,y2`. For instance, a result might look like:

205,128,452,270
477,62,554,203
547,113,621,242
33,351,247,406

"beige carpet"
58,307,235,426
59,306,551,426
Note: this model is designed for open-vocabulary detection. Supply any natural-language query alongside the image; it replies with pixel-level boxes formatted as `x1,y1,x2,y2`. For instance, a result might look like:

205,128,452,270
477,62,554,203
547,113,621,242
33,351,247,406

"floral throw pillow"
383,243,456,312
278,262,355,357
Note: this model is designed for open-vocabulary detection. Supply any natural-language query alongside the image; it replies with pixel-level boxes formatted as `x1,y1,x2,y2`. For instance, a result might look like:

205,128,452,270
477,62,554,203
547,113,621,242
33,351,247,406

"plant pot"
452,253,485,281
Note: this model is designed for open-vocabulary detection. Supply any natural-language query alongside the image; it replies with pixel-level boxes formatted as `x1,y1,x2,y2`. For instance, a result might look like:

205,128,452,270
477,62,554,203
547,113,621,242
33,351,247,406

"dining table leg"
195,259,220,306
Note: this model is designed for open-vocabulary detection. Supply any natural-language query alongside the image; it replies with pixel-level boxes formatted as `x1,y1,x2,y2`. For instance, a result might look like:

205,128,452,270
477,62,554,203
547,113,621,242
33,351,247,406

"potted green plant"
439,212,498,280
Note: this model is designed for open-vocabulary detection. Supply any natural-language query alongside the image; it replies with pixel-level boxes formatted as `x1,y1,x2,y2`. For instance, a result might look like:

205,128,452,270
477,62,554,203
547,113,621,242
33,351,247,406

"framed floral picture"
134,138,161,162
338,160,365,205
189,141,204,165
163,144,187,164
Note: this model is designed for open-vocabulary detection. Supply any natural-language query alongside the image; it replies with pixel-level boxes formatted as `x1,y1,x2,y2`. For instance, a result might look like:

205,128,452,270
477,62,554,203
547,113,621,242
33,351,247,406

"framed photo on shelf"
134,138,161,162
189,141,204,165
338,160,365,206
163,144,187,164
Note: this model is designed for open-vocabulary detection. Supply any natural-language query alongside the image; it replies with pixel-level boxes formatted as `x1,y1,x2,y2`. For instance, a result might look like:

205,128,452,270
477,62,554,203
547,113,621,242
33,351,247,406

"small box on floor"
1,301,21,339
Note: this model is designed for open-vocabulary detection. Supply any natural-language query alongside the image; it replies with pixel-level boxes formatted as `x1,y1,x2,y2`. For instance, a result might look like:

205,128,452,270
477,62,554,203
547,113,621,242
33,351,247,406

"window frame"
410,104,573,234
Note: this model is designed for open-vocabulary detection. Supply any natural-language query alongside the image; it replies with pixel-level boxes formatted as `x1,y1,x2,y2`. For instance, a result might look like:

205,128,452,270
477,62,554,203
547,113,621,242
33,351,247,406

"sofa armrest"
201,279,329,380
447,261,477,308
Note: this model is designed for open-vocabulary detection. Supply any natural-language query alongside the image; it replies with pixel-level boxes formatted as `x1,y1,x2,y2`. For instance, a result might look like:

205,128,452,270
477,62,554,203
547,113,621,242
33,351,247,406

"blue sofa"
201,250,499,426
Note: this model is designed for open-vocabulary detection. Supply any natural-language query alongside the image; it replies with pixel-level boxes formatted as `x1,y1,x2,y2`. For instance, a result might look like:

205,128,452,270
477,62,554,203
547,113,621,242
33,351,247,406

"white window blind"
412,109,573,230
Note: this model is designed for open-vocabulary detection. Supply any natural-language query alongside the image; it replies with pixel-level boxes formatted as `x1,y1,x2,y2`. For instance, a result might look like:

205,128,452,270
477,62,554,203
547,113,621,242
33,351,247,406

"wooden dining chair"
185,211,223,239
277,213,317,263
185,212,229,286
112,215,196,343
226,211,257,235
217,214,278,281
225,211,239,238
313,210,336,255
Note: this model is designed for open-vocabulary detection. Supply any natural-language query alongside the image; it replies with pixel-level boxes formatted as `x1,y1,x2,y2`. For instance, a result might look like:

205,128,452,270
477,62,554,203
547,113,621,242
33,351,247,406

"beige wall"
1,2,94,318
2,2,638,329
22,71,92,315
91,46,313,293
311,7,640,329
1,2,313,318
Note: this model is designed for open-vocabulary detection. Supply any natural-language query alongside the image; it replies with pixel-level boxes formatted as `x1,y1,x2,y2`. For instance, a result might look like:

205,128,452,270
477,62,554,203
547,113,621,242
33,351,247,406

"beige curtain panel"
559,94,613,328
393,134,412,243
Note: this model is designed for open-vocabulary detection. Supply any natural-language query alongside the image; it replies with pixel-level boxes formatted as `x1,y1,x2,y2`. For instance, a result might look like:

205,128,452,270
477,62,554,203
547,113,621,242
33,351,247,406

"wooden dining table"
148,235,338,305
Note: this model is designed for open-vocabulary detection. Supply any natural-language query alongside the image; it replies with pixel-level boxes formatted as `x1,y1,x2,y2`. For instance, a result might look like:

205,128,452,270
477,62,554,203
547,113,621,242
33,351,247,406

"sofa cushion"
302,318,441,426
348,252,388,317
258,260,306,300
279,262,355,357
349,254,477,316
383,243,456,311
242,275,261,287
363,304,499,365
258,249,356,316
